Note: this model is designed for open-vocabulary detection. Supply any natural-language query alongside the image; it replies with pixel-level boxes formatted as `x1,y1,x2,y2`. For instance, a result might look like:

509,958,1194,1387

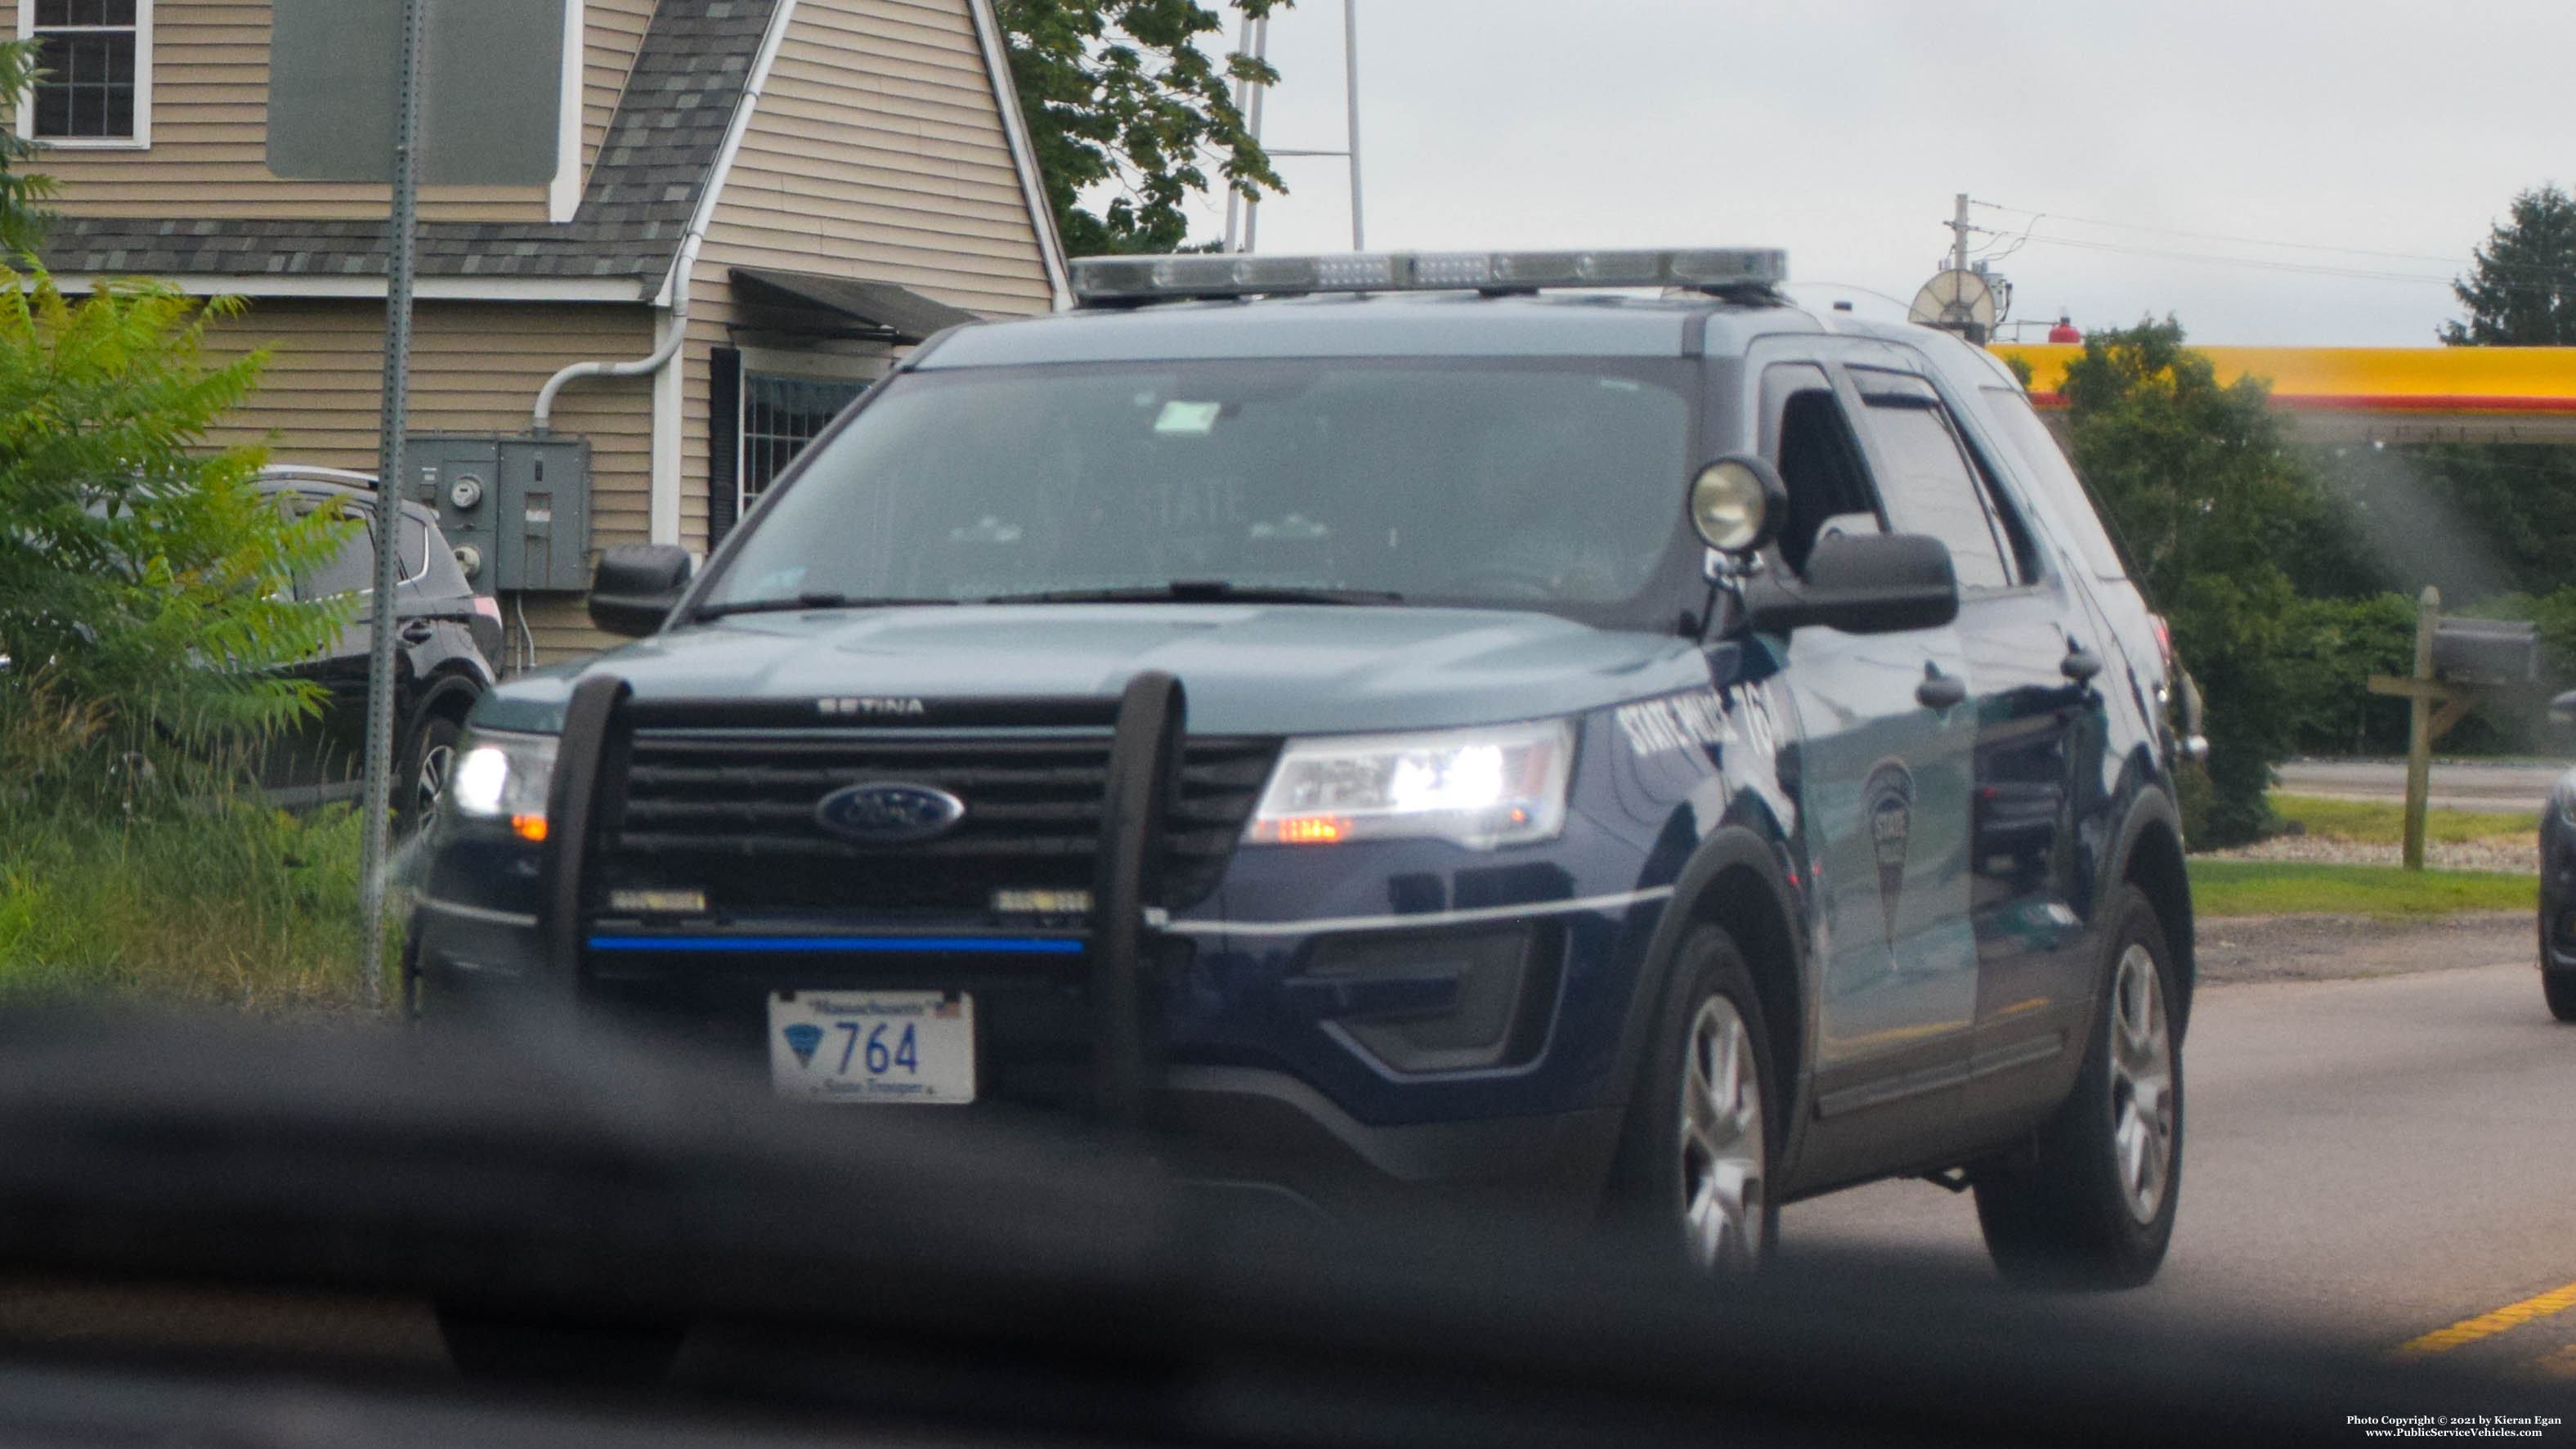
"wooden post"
2402,585,2439,872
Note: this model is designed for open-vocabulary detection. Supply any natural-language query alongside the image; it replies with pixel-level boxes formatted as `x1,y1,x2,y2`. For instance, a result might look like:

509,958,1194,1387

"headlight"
446,729,558,842
1245,719,1576,849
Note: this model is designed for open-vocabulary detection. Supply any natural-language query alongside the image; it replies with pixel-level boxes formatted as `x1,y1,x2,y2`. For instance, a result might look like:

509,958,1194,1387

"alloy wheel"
1678,995,1767,1270
2108,943,2175,1225
415,739,457,819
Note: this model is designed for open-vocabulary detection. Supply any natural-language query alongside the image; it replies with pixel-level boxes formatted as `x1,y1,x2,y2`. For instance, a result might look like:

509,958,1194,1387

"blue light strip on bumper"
586,935,1085,955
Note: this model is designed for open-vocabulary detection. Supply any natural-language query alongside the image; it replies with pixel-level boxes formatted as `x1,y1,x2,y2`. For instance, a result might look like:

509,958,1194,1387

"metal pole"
2402,585,2439,872
1342,0,1364,250
1241,15,1268,252
1952,192,1970,276
1223,9,1252,253
358,0,428,1010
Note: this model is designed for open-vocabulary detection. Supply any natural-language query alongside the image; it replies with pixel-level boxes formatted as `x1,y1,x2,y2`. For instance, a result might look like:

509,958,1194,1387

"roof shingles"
42,0,777,294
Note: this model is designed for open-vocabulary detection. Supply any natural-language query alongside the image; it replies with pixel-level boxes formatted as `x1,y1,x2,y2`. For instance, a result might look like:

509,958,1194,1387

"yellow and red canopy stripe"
1992,344,2576,415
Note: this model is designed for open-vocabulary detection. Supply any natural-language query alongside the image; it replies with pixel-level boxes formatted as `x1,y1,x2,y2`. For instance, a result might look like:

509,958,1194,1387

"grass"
0,796,385,1012
2188,859,2536,919
2267,792,2538,846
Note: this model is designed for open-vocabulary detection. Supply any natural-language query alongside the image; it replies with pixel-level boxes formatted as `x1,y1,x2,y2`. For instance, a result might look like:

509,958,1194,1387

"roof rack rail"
1069,248,1787,307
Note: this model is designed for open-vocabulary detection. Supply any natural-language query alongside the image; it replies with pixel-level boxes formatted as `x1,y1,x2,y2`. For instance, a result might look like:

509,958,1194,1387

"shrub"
0,273,347,804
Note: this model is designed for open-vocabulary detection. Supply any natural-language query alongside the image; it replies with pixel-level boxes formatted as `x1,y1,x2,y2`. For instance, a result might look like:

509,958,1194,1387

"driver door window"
1759,362,1880,576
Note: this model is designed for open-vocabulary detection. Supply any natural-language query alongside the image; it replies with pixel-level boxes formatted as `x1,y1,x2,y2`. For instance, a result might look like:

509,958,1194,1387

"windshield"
703,357,1696,615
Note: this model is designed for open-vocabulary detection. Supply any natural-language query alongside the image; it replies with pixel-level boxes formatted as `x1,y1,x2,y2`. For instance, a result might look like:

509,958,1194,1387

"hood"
473,604,1709,736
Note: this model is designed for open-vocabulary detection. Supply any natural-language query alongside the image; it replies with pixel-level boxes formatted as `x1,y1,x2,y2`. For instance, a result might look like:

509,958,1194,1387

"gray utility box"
403,434,592,594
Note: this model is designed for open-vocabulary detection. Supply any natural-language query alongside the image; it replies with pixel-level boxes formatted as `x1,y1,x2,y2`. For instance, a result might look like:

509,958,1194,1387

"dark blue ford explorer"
409,248,2197,1285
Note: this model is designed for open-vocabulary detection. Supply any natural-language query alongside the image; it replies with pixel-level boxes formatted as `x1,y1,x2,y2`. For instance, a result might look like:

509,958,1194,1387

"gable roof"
43,0,780,295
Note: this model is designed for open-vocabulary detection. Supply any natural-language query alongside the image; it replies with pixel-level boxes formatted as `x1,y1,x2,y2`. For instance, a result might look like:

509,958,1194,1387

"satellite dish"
1909,269,1998,338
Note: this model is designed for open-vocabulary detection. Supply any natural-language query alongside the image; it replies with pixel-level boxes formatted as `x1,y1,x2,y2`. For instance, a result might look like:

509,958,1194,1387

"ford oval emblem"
814,782,966,845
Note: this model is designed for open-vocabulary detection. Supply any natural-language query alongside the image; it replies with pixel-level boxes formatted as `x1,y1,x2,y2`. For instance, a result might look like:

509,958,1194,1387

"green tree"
997,0,1290,256
2442,184,2576,345
0,274,348,788
2061,318,2327,846
0,35,342,800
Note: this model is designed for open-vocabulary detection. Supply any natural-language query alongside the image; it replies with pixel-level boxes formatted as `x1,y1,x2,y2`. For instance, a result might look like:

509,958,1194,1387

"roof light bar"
1069,248,1788,305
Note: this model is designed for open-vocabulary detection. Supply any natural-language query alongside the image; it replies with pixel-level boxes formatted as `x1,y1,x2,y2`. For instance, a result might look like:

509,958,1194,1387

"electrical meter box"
404,433,591,594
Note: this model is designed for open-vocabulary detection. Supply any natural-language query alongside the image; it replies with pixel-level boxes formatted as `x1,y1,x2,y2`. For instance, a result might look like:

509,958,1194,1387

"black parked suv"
256,468,501,828
410,249,2196,1285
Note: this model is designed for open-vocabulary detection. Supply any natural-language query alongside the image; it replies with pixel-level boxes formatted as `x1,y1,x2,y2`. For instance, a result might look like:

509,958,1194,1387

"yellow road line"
2396,1281,2576,1357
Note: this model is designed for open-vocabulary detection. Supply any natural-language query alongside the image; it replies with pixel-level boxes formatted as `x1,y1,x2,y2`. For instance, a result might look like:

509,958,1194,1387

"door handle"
1915,664,1966,711
2062,644,2103,682
400,620,437,645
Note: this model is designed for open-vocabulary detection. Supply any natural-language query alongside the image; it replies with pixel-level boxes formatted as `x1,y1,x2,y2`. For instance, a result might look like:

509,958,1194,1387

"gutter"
531,0,800,433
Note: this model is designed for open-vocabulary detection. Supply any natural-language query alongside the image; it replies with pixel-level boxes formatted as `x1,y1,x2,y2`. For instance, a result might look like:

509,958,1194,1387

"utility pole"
1237,13,1270,252
1222,10,1256,253
1232,2,1365,253
1343,0,1364,250
1951,191,1970,276
356,0,428,1011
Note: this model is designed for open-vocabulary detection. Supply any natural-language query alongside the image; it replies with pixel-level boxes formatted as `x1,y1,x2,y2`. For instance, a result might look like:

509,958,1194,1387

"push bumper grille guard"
538,671,1189,1126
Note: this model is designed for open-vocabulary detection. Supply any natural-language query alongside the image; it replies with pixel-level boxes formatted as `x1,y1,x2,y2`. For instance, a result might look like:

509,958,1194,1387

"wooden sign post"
2366,588,2539,871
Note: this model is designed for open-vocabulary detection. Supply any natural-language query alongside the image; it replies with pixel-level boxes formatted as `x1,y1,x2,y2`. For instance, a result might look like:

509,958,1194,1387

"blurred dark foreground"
0,1008,2553,1448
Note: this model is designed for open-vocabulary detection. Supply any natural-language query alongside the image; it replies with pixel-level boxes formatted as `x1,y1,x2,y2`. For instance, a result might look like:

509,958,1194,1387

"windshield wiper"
695,591,956,621
981,581,1404,606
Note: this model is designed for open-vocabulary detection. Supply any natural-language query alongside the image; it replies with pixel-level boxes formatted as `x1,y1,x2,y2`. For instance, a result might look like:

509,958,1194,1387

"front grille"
594,728,1279,917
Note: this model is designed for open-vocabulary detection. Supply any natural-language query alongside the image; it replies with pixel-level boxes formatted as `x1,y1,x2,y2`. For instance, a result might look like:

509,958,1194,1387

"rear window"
296,514,374,601
1848,369,2016,592
1978,387,2129,582
397,512,432,580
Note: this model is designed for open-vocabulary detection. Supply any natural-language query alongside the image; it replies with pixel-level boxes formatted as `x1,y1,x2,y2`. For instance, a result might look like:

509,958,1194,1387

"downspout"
534,226,703,434
531,0,800,433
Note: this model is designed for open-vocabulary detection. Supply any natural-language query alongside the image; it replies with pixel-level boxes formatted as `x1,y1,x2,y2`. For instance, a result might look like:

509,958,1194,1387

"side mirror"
1741,532,1960,635
1688,455,1789,555
589,543,694,638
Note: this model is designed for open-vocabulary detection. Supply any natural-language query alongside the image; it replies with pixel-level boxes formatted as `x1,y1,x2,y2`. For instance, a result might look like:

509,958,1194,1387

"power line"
1969,200,2462,266
1974,198,2576,291
2015,232,2454,285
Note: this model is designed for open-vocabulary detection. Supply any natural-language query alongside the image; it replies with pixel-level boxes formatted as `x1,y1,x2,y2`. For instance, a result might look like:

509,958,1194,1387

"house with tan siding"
19,0,1068,664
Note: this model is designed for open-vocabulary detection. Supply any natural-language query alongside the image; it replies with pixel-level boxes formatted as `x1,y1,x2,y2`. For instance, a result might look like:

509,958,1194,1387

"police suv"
410,248,2193,1285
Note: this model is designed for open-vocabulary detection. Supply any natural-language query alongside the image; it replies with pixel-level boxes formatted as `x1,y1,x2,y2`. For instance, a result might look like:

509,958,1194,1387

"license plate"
768,989,975,1104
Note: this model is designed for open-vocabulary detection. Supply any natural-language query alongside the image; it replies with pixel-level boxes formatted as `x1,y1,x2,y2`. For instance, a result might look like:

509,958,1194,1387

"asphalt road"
1785,954,2576,1378
2277,757,2567,814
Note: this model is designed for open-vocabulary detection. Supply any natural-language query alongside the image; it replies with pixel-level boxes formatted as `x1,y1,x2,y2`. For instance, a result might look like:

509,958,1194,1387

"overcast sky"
1172,1,2576,347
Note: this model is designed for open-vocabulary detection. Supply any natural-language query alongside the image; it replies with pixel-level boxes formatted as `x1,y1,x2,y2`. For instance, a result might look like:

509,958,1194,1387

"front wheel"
1610,924,1778,1272
1973,886,2182,1290
2545,968,2576,1023
396,712,464,837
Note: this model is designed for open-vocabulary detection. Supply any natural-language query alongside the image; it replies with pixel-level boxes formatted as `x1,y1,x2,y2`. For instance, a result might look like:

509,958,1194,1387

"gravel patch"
2199,834,2538,874
2196,910,2533,985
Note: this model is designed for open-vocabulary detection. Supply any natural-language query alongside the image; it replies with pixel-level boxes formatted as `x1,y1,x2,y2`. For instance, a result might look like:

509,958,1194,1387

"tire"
1973,886,2182,1290
1608,923,1780,1272
2546,970,2576,1024
396,712,464,837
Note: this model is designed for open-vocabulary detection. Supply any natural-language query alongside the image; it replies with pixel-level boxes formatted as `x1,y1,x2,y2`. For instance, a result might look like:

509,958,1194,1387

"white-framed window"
20,0,150,147
741,373,863,508
733,347,881,519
